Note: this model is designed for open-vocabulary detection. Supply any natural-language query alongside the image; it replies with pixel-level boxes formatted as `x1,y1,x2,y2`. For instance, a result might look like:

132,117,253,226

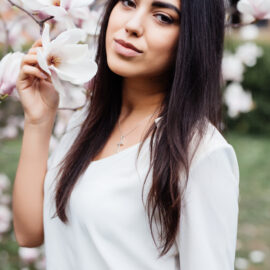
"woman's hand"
16,39,59,125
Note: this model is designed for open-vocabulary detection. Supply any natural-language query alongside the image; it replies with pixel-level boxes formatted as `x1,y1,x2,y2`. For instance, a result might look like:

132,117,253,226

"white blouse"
43,104,240,270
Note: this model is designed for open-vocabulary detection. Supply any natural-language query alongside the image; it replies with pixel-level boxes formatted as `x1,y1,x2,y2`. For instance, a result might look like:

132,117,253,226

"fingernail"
42,73,48,79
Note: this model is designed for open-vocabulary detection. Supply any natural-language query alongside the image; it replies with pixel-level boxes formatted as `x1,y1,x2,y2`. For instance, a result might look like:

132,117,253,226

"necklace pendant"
117,141,124,147
116,135,125,152
119,135,125,145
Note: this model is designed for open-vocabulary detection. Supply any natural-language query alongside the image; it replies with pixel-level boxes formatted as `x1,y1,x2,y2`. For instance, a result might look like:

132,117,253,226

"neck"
120,76,167,119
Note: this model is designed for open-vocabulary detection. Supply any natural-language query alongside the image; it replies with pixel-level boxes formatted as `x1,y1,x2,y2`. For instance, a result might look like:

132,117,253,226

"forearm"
12,116,55,246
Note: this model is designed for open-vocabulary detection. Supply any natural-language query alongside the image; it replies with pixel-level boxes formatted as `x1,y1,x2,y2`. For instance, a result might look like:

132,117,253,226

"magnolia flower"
0,205,12,234
37,23,98,99
0,52,24,97
222,53,245,82
239,25,259,41
18,247,41,264
249,250,266,264
58,81,88,108
236,42,263,67
0,174,11,195
235,257,249,270
8,16,40,51
237,0,270,22
0,194,12,205
54,109,74,137
0,124,19,140
82,9,102,36
224,82,254,118
7,115,25,131
49,134,60,152
82,9,103,58
21,0,95,28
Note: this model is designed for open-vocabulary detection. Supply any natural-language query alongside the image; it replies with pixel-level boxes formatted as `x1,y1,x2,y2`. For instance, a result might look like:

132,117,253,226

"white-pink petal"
50,68,67,97
37,48,51,75
18,247,40,264
69,0,95,9
41,23,51,49
55,62,97,84
0,205,12,234
0,174,10,194
20,0,45,11
0,52,24,96
40,5,67,18
51,28,87,47
59,44,91,62
237,0,270,21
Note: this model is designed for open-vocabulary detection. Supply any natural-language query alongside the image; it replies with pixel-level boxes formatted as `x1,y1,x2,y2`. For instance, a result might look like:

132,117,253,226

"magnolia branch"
225,21,258,29
58,106,84,112
7,0,54,33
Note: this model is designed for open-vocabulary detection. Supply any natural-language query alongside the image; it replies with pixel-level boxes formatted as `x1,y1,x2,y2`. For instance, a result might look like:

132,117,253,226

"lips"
114,39,143,53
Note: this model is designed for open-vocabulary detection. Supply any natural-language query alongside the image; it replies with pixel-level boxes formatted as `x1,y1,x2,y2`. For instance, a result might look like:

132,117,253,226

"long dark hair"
53,0,225,257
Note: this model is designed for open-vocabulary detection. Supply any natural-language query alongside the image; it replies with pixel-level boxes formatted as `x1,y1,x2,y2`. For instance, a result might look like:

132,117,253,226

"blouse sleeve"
177,145,240,270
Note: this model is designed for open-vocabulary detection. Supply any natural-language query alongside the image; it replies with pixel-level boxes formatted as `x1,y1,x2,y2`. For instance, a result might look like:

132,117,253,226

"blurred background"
0,0,269,269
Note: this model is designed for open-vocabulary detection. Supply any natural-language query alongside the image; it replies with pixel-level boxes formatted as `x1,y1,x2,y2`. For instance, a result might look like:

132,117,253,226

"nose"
125,12,144,37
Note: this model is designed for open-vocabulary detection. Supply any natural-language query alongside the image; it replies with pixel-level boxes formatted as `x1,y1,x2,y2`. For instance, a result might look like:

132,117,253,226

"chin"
107,58,139,77
106,50,169,78
109,66,135,77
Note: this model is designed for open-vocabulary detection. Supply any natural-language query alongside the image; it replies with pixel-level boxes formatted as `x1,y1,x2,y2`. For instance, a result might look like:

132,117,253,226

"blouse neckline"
90,136,152,166
89,116,162,166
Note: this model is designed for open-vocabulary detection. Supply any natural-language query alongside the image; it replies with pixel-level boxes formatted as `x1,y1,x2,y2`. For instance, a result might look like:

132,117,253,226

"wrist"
24,114,56,129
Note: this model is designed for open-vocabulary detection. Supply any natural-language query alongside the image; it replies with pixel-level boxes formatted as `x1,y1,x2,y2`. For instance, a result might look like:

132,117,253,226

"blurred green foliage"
224,40,270,135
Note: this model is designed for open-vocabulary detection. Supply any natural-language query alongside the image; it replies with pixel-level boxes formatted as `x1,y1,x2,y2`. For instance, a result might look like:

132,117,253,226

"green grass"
0,132,269,269
225,132,270,269
0,138,22,183
0,138,22,270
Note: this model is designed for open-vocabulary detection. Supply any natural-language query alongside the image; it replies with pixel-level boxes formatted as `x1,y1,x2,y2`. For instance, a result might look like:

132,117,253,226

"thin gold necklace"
116,107,160,153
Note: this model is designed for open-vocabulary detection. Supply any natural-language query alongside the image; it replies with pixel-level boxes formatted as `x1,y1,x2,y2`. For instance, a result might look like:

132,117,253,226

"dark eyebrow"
151,1,181,16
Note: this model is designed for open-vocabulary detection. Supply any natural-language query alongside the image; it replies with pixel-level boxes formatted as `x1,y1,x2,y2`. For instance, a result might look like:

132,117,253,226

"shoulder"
177,122,240,269
178,120,240,199
189,120,238,172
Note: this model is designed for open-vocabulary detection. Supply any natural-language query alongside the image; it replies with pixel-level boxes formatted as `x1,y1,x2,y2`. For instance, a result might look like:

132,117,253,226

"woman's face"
105,0,181,78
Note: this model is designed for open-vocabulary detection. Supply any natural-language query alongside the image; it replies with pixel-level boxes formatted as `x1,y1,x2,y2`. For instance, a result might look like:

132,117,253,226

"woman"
12,0,239,269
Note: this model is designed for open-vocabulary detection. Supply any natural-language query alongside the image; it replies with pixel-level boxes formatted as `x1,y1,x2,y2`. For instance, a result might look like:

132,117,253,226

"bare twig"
225,21,255,28
7,0,54,33
7,0,41,25
58,105,85,111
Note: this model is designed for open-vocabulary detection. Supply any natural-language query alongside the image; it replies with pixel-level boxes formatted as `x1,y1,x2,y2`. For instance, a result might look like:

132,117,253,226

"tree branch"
225,21,257,28
58,105,85,112
7,0,54,33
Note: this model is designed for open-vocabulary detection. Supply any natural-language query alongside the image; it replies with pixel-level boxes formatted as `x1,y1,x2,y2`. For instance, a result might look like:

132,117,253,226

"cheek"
106,6,123,45
147,28,179,63
106,10,117,49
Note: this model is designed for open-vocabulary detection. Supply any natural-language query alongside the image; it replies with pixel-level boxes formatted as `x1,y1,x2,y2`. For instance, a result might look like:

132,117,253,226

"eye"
155,13,174,24
120,0,136,8
119,0,175,25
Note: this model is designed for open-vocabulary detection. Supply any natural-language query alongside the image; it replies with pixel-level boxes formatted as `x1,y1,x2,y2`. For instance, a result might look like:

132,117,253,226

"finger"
22,53,51,78
31,39,42,48
45,76,52,83
28,47,39,55
21,65,48,80
21,54,38,68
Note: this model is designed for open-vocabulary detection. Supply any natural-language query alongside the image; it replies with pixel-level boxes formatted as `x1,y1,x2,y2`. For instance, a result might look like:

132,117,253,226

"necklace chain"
116,107,160,153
